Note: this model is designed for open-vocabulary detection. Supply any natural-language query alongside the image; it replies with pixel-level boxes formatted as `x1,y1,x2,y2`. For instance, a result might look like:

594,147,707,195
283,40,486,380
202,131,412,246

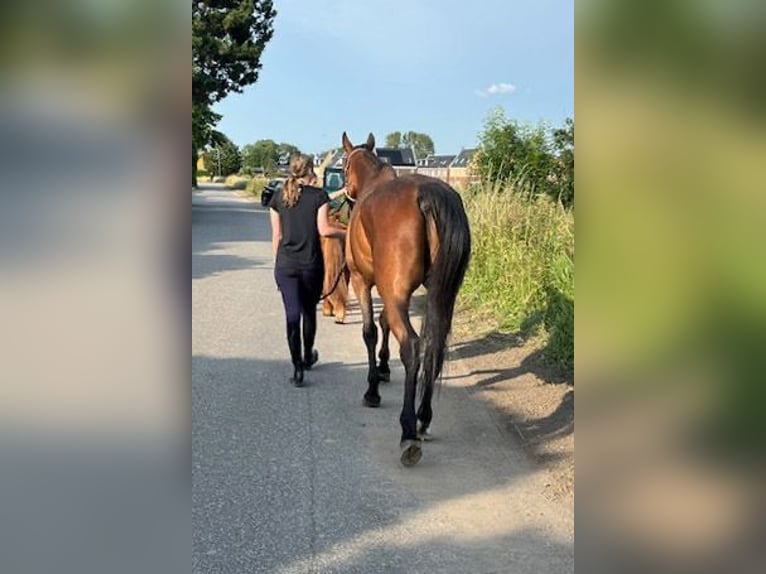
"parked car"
261,178,285,207
323,167,344,192
261,169,345,208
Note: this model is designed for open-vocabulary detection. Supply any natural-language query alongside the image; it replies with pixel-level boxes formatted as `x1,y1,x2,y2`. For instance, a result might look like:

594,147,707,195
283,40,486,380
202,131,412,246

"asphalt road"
192,186,573,573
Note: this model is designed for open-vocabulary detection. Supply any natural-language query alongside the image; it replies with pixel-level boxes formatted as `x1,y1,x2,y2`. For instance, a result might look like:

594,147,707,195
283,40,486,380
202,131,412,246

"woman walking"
269,155,346,386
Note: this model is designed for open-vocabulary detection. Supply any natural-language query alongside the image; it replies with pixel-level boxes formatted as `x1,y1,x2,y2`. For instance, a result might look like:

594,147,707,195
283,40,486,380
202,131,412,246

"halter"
343,146,373,203
342,147,368,178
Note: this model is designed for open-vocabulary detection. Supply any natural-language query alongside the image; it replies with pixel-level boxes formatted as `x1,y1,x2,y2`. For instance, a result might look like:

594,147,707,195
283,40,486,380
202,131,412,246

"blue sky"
214,0,573,156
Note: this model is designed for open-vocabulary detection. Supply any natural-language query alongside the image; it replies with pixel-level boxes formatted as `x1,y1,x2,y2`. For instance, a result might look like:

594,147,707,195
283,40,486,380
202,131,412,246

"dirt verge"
447,309,574,507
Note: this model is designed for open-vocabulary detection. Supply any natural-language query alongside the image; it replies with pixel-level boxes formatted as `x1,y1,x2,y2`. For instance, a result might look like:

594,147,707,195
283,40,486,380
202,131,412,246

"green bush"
460,181,574,369
224,175,249,190
245,176,270,197
474,109,574,208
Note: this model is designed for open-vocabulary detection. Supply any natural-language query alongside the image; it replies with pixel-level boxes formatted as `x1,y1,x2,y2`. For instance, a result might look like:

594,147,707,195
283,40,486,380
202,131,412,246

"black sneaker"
303,349,319,370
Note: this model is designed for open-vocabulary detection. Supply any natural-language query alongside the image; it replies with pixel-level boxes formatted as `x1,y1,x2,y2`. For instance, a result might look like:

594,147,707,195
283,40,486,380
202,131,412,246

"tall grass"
245,176,270,197
224,175,249,190
460,180,574,369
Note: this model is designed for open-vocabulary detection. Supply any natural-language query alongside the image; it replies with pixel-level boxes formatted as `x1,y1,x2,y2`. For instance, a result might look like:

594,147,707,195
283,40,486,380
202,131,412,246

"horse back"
347,179,430,287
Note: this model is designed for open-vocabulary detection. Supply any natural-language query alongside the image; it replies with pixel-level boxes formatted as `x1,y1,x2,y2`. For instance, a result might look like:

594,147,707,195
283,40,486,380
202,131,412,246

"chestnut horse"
320,207,350,323
342,132,471,466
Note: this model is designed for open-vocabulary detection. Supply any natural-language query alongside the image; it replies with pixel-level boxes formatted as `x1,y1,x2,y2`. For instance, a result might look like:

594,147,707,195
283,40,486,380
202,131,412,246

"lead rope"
319,194,351,301
318,261,348,301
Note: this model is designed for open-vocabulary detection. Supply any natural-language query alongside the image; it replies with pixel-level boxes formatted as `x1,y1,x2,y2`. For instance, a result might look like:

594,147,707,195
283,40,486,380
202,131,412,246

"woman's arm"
269,208,281,258
317,203,346,239
327,187,346,201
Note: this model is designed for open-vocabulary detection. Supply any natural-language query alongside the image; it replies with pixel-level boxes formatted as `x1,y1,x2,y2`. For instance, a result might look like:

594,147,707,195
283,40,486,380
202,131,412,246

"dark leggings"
274,267,323,366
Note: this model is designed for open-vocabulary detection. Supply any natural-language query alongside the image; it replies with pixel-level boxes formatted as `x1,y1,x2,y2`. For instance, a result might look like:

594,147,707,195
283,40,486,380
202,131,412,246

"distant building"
375,147,415,165
446,148,479,187
416,154,456,181
317,146,418,176
375,146,417,176
313,145,479,187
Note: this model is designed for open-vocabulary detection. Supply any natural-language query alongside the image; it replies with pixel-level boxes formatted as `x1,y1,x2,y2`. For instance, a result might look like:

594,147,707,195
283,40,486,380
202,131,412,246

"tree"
241,139,279,174
205,134,241,177
385,132,402,148
551,118,574,207
402,131,435,161
240,141,302,174
192,0,277,186
384,130,435,161
474,108,574,207
193,104,221,181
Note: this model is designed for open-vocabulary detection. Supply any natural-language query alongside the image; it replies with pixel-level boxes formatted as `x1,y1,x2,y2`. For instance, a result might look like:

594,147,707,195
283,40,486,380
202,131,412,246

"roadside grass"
209,175,271,201
245,176,270,199
224,175,249,190
459,181,574,370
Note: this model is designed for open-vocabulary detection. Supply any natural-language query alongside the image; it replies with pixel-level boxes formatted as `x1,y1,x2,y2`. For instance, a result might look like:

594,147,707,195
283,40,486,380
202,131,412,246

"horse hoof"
400,440,423,467
334,316,345,324
363,394,381,408
378,369,390,383
417,426,434,442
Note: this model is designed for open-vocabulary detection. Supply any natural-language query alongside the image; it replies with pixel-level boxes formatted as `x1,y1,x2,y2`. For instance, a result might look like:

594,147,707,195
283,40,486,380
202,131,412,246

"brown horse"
320,208,350,323
342,132,471,466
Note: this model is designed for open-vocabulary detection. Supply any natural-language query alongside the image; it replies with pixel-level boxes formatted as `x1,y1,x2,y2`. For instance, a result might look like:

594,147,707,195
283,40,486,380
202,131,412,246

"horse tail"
417,180,472,391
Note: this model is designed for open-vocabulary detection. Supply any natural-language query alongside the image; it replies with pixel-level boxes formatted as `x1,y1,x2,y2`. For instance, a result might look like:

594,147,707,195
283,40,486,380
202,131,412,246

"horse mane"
351,145,394,178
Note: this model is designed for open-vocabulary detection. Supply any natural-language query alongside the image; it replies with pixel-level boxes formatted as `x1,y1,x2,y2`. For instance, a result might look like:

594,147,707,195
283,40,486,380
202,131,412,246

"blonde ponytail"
283,154,315,208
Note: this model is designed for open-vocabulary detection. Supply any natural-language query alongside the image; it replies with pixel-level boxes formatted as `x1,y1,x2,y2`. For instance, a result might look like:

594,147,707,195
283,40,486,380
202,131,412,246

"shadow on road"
458,346,571,388
192,201,271,280
192,354,573,573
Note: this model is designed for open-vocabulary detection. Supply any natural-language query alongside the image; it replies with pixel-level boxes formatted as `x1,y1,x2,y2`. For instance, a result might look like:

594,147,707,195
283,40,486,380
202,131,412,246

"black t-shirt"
269,184,329,270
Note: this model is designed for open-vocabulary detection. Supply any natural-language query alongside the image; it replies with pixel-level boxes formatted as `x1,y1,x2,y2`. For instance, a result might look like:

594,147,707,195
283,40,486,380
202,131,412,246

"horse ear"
365,133,375,151
342,132,353,153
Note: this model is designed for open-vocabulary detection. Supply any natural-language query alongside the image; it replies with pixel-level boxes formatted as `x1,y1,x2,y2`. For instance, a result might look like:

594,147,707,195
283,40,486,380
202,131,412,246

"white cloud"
476,83,517,97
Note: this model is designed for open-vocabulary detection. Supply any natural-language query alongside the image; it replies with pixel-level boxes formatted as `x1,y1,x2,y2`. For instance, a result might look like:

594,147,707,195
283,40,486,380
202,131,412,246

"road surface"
192,185,573,573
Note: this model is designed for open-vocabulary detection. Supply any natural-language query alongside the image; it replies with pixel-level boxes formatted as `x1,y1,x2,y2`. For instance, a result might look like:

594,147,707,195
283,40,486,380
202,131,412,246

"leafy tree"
241,139,279,174
385,132,402,147
384,130,435,161
241,144,259,175
193,104,221,181
204,134,241,177
474,108,573,207
551,118,574,207
192,0,277,186
402,131,435,161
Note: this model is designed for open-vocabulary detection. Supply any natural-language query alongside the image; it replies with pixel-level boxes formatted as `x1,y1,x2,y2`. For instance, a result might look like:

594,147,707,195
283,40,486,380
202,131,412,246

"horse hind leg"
331,281,347,324
384,299,422,466
325,239,347,324
377,308,391,382
416,384,435,441
321,239,335,317
322,298,334,317
415,318,441,441
334,268,349,324
399,328,422,466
